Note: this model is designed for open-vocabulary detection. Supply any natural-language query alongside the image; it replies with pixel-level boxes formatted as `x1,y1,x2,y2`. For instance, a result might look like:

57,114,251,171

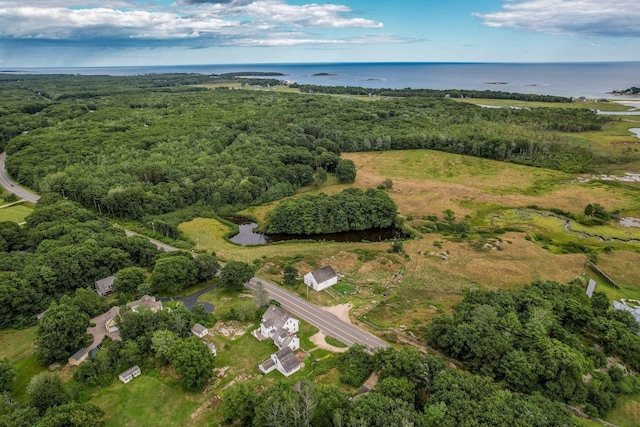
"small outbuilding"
304,266,339,292
119,365,141,384
68,348,90,366
586,279,597,298
95,276,115,297
191,323,208,338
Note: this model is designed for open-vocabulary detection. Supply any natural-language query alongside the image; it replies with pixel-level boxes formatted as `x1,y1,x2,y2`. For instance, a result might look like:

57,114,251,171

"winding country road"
0,152,40,203
0,151,388,349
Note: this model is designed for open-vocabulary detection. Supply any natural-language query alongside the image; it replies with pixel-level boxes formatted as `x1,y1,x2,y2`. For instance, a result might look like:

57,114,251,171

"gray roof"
127,295,162,312
262,305,291,329
309,266,337,284
119,365,141,378
259,358,275,371
95,276,115,295
275,347,300,374
613,301,640,324
191,323,207,335
70,347,89,360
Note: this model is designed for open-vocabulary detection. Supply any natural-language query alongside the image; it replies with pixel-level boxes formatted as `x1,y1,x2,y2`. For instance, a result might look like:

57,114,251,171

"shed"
95,276,115,296
191,323,208,338
304,266,338,292
119,365,141,384
68,347,89,366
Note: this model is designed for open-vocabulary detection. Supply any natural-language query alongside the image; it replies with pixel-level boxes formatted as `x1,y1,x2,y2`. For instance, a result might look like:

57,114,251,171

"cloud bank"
0,0,400,48
475,0,640,37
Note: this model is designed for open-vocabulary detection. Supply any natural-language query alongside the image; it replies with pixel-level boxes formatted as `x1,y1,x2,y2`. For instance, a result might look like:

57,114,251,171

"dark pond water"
225,217,408,246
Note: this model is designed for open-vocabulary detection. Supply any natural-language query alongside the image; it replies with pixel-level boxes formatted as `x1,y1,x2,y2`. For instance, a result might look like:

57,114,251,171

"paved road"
247,278,388,350
0,152,40,203
0,152,175,253
1,151,388,350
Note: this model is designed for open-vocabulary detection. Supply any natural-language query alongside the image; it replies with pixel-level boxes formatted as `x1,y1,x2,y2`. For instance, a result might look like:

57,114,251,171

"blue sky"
1,0,639,67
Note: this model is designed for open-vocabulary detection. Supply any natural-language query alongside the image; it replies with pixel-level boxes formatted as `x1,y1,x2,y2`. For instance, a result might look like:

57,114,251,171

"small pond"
225,217,409,246
629,128,640,139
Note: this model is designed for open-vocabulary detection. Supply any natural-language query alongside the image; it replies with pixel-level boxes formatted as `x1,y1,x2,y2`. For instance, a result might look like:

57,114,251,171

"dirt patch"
321,303,353,324
309,331,348,353
211,321,248,339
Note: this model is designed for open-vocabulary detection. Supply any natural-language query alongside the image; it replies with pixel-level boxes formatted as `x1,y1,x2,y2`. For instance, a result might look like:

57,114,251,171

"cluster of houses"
67,275,217,383
69,265,340,381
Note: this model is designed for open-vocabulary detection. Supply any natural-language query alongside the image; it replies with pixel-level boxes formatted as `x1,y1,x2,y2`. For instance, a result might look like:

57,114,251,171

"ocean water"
5,62,640,99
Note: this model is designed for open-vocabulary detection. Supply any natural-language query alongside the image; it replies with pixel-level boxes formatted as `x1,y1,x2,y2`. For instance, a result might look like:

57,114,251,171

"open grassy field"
179,149,640,331
342,151,640,220
0,203,33,223
91,373,209,427
454,97,636,111
605,396,640,427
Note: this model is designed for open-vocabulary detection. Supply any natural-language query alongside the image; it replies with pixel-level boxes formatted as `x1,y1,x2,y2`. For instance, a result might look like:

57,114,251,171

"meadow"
179,149,640,333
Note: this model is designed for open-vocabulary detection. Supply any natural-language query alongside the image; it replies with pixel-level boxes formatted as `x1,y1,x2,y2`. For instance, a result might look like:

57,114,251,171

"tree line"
264,188,398,235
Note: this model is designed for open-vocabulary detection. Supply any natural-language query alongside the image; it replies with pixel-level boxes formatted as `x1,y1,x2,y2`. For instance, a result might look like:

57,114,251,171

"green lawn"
12,354,45,403
0,204,33,223
91,373,207,427
0,327,37,361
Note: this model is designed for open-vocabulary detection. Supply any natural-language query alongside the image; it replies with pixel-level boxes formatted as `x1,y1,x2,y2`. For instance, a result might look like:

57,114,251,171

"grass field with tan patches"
454,98,635,111
180,149,640,329
343,150,640,219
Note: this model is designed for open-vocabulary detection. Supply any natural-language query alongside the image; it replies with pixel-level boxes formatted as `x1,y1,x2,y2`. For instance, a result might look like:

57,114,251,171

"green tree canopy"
36,303,89,365
170,336,216,391
218,261,254,292
150,255,198,294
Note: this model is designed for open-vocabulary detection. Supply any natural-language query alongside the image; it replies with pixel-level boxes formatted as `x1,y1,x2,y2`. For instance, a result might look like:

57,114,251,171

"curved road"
1,151,388,350
0,152,40,203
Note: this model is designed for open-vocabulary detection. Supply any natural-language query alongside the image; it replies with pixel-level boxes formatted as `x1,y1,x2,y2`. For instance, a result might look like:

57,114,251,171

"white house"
191,323,208,338
255,305,300,351
258,347,301,377
304,266,338,292
119,365,141,384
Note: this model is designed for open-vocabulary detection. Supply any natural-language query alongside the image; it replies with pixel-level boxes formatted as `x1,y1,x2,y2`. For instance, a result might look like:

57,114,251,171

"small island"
612,86,640,95
312,72,341,76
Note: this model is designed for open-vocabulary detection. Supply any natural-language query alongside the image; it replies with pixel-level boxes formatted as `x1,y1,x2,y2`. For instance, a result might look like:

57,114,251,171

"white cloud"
475,0,640,37
0,0,383,46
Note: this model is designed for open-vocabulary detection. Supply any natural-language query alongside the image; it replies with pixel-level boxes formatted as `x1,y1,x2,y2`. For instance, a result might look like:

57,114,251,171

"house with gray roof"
304,265,338,291
95,276,115,296
254,305,299,351
68,347,90,366
258,347,301,377
127,295,163,313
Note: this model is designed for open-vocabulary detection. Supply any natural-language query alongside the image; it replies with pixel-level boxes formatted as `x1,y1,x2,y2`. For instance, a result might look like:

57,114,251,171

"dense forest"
0,73,620,229
427,280,640,418
264,188,398,235
0,195,161,328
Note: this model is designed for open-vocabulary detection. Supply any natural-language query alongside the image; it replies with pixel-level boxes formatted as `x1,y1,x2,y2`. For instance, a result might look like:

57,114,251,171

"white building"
256,305,300,351
304,266,338,292
191,323,209,338
258,347,301,377
119,365,141,384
